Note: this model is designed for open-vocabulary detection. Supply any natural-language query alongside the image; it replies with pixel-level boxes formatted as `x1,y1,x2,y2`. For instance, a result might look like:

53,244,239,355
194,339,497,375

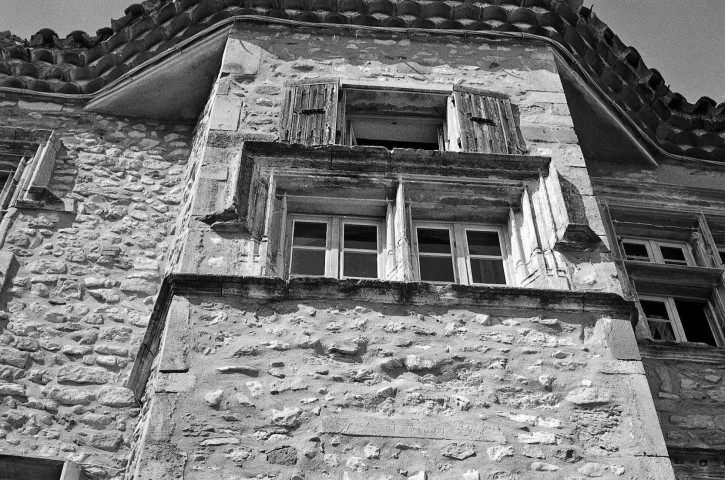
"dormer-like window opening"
279,80,526,154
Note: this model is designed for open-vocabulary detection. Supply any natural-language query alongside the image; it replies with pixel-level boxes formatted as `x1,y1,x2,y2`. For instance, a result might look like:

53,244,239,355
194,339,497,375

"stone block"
159,296,191,372
209,95,243,131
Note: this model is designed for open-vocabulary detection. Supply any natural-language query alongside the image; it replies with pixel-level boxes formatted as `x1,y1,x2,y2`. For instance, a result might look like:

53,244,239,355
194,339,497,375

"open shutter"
279,80,340,146
450,86,525,154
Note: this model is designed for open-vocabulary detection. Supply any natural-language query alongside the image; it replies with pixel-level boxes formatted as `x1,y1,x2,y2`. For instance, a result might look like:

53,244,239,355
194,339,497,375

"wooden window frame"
412,221,510,286
639,294,722,346
286,214,383,280
621,237,696,266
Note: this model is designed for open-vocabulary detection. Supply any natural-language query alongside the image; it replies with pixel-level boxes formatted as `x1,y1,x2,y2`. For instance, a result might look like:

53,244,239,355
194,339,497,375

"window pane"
660,246,688,265
290,249,326,276
622,242,649,261
344,224,377,250
466,230,502,256
292,222,327,247
419,256,455,282
417,228,451,254
648,320,677,342
719,250,725,265
674,300,717,346
470,258,506,284
640,300,670,320
343,252,378,278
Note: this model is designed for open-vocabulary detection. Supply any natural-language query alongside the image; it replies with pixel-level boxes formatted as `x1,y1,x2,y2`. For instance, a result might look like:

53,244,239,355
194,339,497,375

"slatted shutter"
450,86,525,154
279,80,340,146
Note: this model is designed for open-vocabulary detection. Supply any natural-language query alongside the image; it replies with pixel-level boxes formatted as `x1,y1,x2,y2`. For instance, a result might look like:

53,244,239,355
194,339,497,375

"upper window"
621,238,695,266
413,223,508,286
279,80,525,154
288,215,382,280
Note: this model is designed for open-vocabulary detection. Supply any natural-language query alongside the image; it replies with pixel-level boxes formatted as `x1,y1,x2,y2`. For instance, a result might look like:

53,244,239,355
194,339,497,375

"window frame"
286,214,384,280
621,237,696,266
412,221,510,286
638,294,721,346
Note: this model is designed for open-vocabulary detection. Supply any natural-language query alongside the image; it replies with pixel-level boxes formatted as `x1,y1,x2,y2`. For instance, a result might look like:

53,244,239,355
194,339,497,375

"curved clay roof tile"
0,76,26,89
310,0,335,12
339,0,367,14
482,6,508,22
509,7,537,26
398,1,422,17
30,49,55,64
383,16,408,27
697,132,724,149
368,0,395,16
157,1,181,23
16,62,42,78
421,3,451,20
451,4,480,22
351,14,382,26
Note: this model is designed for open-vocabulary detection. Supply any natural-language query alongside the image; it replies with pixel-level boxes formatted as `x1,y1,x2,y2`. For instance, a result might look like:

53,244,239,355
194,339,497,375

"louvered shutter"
450,86,525,154
279,80,340,146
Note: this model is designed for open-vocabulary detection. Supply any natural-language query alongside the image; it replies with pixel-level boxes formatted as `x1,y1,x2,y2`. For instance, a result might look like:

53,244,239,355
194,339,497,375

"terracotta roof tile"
0,0,723,161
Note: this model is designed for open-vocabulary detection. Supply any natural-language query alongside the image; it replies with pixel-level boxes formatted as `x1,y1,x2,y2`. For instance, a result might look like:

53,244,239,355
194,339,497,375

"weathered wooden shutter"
279,80,339,146
450,86,525,154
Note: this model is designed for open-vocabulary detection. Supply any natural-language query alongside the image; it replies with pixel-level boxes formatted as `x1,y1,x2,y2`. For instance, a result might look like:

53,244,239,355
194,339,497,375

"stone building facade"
0,1,724,479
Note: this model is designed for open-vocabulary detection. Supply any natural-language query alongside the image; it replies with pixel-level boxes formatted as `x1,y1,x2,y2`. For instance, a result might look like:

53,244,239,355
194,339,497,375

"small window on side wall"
639,295,719,346
288,216,382,280
621,238,695,266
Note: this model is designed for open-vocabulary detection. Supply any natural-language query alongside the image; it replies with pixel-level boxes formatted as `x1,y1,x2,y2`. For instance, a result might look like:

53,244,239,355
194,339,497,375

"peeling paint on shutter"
279,80,339,146
452,86,525,154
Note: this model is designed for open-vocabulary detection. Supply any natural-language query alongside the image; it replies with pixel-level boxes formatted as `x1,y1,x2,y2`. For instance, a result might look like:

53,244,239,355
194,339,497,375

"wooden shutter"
279,80,340,146
450,86,525,154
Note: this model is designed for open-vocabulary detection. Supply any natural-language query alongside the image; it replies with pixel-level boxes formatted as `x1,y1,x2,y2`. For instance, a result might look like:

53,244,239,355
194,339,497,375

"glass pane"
292,222,327,247
290,249,326,276
466,230,502,256
470,258,506,284
648,320,677,342
343,252,378,278
674,300,717,346
417,228,451,254
419,255,455,282
622,242,649,261
344,224,378,250
660,246,688,265
640,299,670,320
719,250,725,265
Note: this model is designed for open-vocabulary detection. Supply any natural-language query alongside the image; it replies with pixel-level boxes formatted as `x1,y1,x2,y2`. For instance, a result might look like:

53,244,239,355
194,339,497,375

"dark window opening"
354,138,440,150
674,299,717,347
660,245,688,265
622,241,649,261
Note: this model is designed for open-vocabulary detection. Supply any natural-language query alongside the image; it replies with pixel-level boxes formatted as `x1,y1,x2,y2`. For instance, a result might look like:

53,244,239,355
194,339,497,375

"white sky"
1,0,723,102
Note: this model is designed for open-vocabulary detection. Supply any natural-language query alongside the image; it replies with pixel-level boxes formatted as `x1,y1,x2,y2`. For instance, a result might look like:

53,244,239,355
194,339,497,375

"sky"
0,0,723,103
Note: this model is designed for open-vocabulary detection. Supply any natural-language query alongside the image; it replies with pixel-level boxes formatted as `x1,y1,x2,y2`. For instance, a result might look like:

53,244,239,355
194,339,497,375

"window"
639,295,718,346
621,238,695,266
288,216,382,280
413,223,509,285
279,80,525,154
603,205,725,347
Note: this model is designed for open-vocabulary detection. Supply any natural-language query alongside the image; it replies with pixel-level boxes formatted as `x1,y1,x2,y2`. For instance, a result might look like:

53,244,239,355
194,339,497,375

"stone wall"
133,283,670,479
0,95,191,479
641,348,725,479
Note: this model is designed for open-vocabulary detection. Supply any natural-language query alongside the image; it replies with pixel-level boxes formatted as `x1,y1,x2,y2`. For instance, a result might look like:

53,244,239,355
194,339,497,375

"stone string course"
139,296,664,479
0,96,191,479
